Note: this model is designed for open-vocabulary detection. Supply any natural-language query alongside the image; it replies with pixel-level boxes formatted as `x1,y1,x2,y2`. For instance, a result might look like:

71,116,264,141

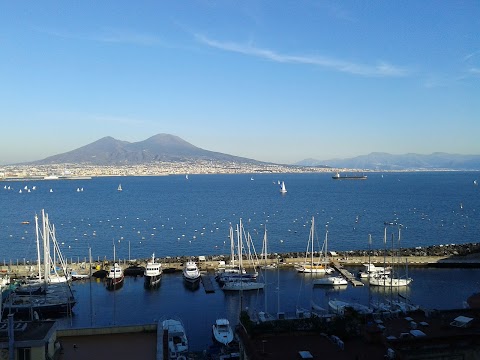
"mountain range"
296,152,480,171
25,134,480,170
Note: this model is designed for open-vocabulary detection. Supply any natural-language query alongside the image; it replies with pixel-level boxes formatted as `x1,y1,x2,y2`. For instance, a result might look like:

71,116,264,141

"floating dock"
201,274,215,293
331,261,364,286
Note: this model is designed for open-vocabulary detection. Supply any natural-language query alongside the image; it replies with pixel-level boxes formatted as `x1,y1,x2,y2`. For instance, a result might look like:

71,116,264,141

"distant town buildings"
0,161,340,179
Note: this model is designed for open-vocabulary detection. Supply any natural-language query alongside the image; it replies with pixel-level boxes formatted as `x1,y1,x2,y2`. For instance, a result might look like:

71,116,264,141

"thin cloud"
94,28,161,46
195,34,409,77
469,68,480,76
34,26,161,46
464,51,479,62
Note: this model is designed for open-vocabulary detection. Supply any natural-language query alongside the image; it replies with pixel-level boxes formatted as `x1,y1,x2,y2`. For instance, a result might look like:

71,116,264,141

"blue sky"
0,1,479,165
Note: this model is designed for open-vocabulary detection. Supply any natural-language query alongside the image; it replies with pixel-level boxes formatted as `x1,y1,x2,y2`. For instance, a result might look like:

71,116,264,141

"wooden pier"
200,274,215,293
331,261,364,287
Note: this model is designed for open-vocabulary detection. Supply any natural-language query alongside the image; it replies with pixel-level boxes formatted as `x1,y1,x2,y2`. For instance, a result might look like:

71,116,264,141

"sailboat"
369,224,412,287
260,226,276,270
297,217,333,274
222,219,265,291
117,184,122,192
279,181,287,194
2,210,76,319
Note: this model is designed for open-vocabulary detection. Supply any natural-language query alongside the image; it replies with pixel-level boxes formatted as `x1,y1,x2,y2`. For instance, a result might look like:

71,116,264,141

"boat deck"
331,261,364,286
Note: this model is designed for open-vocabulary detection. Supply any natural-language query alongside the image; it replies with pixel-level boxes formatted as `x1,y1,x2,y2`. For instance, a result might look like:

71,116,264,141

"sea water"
1,172,479,261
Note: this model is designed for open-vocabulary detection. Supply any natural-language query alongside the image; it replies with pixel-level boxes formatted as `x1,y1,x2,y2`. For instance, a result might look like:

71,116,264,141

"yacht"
182,260,200,284
162,319,188,360
106,263,124,290
144,253,162,288
212,318,234,346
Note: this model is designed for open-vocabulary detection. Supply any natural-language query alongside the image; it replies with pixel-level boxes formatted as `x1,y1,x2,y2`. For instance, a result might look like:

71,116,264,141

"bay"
1,172,479,262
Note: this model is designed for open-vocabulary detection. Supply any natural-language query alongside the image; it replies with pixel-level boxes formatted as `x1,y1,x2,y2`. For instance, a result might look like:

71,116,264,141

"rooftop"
0,320,56,346
237,308,480,360
56,331,157,360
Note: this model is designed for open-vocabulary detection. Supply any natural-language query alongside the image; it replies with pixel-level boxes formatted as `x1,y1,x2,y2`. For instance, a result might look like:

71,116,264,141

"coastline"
2,162,479,181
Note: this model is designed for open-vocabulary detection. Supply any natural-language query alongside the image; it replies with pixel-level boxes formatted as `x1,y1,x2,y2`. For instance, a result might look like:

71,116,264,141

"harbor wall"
57,324,157,337
2,242,480,277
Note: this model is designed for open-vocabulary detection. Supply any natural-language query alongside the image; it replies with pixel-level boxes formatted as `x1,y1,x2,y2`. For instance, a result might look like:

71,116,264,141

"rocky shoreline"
157,241,480,265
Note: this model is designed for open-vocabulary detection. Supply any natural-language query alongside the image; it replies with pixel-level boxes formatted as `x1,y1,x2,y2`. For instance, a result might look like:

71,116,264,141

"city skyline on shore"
1,1,478,165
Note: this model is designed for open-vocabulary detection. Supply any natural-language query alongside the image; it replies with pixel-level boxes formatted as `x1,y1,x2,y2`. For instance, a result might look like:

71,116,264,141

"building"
0,317,58,360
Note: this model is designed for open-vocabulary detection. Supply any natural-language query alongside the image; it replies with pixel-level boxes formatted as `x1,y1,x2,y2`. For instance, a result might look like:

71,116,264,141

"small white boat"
358,263,391,278
162,319,188,360
279,181,287,194
182,260,200,283
117,184,122,192
212,318,234,345
70,271,90,281
312,275,348,286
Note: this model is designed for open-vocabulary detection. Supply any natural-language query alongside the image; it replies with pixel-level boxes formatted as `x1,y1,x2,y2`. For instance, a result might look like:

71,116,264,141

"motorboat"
144,253,162,288
162,319,188,360
182,260,200,284
106,263,124,290
212,318,234,345
358,263,391,279
312,275,348,286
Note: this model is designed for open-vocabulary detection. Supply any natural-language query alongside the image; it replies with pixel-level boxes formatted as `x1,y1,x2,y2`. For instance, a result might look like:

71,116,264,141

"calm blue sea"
1,172,479,262
2,172,480,351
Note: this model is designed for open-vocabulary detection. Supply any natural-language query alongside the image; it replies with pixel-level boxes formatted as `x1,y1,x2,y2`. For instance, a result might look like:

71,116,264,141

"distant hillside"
296,152,480,170
30,134,263,165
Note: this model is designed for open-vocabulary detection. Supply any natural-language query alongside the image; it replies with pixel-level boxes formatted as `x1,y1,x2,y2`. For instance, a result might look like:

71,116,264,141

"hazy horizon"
1,2,478,165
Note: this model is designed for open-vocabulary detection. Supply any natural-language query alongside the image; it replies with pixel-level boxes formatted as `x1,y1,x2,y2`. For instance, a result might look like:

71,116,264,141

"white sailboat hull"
369,276,412,287
222,280,265,291
313,276,348,286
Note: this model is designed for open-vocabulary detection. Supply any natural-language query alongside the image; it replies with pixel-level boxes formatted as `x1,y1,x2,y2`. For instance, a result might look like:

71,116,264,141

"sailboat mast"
263,225,268,267
325,224,328,264
35,214,42,282
230,225,235,267
383,223,387,289
43,210,49,287
310,217,314,267
368,234,372,305
237,222,243,272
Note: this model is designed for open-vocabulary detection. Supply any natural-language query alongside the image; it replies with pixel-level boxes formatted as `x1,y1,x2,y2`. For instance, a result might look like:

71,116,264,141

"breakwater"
2,242,480,278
